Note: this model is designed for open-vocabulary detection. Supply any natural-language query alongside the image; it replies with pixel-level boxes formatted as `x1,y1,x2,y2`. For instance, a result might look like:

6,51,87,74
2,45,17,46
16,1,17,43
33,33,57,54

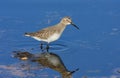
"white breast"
31,33,60,43
47,33,61,43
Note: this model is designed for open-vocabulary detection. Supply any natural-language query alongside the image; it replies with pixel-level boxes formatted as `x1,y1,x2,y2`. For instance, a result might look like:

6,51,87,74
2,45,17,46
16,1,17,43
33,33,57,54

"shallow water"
0,0,120,78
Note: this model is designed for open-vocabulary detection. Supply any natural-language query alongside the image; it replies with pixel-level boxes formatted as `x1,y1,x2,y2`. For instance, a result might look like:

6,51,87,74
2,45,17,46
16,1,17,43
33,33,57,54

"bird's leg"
40,43,44,52
46,44,49,52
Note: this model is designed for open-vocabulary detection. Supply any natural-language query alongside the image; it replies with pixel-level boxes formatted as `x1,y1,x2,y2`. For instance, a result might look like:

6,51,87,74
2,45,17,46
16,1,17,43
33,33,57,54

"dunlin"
25,16,79,52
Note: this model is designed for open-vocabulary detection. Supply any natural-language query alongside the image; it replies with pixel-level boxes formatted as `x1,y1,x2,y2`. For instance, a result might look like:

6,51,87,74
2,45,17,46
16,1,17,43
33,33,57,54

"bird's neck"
57,22,67,29
55,23,67,34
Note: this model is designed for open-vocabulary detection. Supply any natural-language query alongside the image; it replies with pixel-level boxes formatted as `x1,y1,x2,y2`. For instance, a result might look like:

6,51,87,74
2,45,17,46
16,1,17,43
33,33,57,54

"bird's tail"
24,32,31,37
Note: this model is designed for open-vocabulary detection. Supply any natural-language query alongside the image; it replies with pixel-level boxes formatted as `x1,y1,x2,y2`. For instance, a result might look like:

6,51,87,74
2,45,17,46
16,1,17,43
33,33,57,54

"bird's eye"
67,17,70,19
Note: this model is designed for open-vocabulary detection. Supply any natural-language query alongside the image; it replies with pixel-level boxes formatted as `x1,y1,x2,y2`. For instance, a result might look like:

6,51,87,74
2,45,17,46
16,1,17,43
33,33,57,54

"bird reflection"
12,51,79,78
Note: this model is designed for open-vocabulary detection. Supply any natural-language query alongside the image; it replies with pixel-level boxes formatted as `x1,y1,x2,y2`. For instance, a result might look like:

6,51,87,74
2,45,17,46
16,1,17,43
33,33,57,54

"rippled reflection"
12,51,79,78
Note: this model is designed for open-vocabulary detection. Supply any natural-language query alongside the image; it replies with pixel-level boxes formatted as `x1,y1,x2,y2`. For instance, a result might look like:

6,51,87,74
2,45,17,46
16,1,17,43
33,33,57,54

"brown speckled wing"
33,28,57,39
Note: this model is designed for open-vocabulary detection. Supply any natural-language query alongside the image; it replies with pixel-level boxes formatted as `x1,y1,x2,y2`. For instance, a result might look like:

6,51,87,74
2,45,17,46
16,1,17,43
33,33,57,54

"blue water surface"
0,0,120,78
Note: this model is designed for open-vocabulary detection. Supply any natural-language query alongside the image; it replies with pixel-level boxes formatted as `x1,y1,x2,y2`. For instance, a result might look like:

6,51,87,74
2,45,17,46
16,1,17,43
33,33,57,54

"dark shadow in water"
12,51,79,78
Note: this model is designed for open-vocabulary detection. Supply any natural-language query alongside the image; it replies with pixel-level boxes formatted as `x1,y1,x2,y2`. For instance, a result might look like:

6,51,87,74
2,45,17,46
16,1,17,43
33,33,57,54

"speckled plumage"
25,16,79,43
25,16,79,52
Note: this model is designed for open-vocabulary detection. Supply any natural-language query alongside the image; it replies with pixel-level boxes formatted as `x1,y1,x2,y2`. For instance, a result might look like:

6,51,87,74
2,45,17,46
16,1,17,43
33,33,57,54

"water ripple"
12,40,71,53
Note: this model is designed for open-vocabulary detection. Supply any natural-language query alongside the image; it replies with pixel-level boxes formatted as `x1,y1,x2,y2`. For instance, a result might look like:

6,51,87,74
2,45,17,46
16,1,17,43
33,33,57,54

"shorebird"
25,16,79,52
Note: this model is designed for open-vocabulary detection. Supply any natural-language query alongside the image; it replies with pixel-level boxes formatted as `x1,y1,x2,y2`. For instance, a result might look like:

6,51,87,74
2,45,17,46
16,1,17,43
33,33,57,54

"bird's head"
61,16,79,29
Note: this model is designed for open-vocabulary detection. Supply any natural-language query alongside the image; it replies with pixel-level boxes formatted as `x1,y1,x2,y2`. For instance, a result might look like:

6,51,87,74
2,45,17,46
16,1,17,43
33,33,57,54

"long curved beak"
71,22,80,30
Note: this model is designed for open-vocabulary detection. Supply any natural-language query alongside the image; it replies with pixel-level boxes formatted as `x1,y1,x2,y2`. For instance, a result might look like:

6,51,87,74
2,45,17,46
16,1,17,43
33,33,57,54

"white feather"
31,33,61,43
47,33,61,43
